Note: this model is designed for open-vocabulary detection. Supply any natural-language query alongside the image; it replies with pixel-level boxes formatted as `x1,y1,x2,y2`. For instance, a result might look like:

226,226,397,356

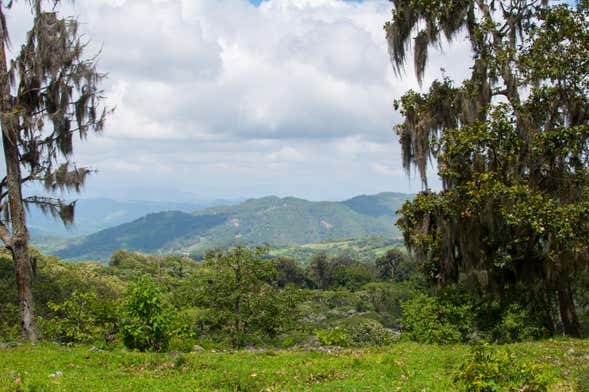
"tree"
121,276,174,352
375,248,414,282
308,252,331,290
385,1,589,336
196,246,299,347
0,1,108,341
274,256,307,288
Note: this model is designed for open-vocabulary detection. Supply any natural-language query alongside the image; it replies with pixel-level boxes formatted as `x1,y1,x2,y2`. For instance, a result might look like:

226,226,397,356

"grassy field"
269,237,404,264
0,339,588,391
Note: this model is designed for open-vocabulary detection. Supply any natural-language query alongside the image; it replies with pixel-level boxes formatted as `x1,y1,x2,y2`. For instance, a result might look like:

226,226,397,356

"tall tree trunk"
0,6,37,343
556,272,581,338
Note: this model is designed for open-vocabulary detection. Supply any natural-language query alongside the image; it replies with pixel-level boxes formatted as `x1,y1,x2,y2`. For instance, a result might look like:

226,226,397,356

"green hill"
27,197,236,238
47,192,411,261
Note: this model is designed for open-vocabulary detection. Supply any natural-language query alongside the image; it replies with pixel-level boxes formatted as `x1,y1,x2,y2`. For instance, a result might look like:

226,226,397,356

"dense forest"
1,245,587,349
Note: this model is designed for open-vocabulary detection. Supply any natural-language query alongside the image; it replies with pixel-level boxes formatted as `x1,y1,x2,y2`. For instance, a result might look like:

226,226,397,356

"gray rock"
316,346,344,354
191,345,205,352
305,336,321,347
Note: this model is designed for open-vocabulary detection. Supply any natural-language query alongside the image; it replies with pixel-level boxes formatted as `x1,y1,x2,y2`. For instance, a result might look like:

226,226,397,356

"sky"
6,0,471,202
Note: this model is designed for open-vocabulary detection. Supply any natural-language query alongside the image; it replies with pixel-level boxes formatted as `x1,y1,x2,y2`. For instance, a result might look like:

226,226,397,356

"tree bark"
0,6,37,343
556,272,581,338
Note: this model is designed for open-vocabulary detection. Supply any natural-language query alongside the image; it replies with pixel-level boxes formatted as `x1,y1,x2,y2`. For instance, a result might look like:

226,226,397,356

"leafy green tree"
331,262,372,291
375,249,414,282
386,0,589,336
274,256,307,288
308,252,331,290
121,276,174,352
196,246,299,348
401,293,472,344
0,1,108,342
42,290,118,344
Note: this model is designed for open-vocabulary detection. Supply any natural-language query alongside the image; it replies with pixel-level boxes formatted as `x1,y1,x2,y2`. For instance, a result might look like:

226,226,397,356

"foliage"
0,303,20,341
316,327,350,347
305,252,379,291
401,293,471,344
120,276,174,352
494,304,542,344
271,237,404,265
341,318,400,347
40,290,118,344
360,282,417,326
274,256,308,288
454,343,550,391
193,246,301,347
375,248,415,282
387,0,589,337
0,243,582,351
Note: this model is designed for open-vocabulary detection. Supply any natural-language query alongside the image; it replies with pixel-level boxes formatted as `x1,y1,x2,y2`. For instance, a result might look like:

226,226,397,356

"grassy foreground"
0,339,588,391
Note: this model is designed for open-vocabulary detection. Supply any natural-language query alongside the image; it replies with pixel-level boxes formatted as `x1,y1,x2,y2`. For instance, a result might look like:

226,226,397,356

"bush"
454,343,550,391
316,327,350,347
0,303,20,341
40,290,118,344
278,331,311,349
121,276,174,352
343,318,400,346
400,293,467,344
494,304,541,343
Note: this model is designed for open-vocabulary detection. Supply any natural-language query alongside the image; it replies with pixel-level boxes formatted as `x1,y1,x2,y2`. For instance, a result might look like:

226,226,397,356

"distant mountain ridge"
28,197,238,238
40,192,412,261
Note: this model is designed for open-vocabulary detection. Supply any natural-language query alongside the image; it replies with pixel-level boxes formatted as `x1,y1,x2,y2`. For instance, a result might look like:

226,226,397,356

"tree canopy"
386,0,589,336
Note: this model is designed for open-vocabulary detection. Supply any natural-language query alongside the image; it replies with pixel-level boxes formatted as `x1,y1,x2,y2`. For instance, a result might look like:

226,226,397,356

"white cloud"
3,0,472,201
371,162,402,177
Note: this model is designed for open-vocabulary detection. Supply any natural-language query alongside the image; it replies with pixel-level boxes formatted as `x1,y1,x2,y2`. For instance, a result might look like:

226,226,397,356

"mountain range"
28,197,238,238
33,192,412,262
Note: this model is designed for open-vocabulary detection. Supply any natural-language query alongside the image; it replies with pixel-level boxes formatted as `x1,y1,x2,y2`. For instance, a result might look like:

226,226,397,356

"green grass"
270,237,404,264
1,339,588,391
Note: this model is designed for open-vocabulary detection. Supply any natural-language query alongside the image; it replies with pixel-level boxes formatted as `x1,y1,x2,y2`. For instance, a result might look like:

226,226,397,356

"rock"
244,346,267,353
317,346,344,354
305,336,321,347
49,371,63,378
191,345,205,352
89,346,102,353
0,342,18,349
211,348,235,353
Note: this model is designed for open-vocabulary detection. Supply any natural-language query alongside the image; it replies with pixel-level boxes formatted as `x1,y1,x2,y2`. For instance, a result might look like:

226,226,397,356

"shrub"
494,304,541,343
454,343,550,391
121,276,174,352
316,327,350,347
401,293,466,344
343,318,400,346
0,303,19,342
278,331,311,349
41,290,118,344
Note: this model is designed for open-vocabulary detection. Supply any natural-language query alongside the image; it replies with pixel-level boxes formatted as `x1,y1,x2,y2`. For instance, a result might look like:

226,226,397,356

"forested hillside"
41,193,410,261
27,198,235,238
